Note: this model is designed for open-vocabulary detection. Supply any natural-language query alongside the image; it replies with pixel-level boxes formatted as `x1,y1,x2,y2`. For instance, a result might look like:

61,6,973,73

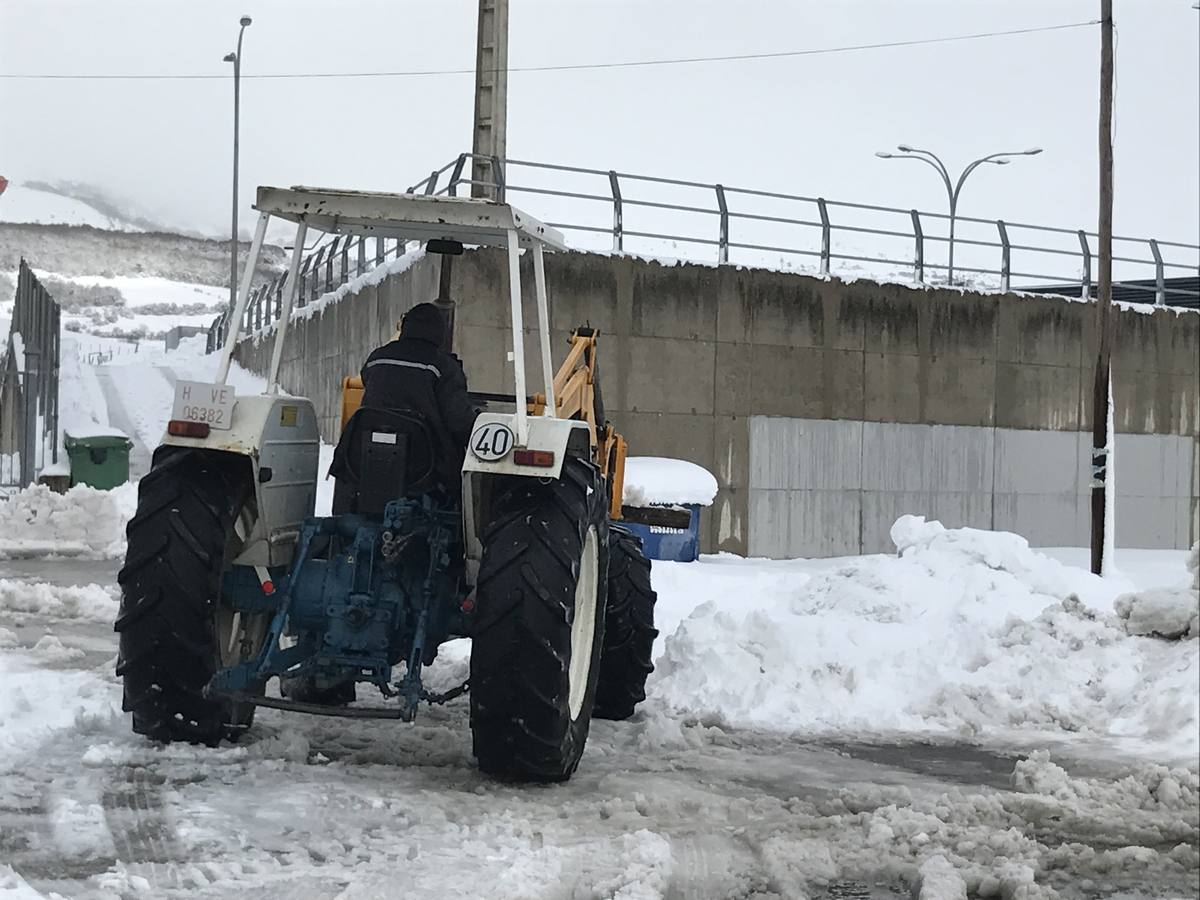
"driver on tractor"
330,302,479,512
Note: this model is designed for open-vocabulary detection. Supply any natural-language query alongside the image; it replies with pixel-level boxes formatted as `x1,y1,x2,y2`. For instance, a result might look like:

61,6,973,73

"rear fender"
461,412,591,586
160,393,320,566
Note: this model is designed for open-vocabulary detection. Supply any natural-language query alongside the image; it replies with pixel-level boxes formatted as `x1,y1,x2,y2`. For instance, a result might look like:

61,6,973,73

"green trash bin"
65,431,134,490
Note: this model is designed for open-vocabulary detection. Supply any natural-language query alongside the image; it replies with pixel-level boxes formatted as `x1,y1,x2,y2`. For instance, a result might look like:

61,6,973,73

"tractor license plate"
171,381,236,430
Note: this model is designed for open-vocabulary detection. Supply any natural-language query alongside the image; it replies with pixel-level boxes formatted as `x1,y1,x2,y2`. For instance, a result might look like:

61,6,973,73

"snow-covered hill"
0,182,143,232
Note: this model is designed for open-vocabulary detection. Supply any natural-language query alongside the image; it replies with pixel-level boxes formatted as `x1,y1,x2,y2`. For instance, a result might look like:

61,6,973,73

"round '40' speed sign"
470,421,515,462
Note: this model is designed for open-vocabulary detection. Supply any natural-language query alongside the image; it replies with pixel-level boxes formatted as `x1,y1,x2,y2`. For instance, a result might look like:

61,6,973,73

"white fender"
161,393,320,566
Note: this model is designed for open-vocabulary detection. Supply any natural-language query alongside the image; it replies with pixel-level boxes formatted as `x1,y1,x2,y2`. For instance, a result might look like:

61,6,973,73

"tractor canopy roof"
253,186,567,252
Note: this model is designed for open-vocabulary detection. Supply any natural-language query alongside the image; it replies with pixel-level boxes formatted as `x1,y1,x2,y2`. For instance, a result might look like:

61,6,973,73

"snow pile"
652,516,1200,757
0,580,119,622
623,456,718,507
1114,540,1200,640
0,483,136,559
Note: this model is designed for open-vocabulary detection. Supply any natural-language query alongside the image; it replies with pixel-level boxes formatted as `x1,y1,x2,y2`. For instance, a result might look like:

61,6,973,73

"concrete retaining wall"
748,417,1196,555
234,248,1199,555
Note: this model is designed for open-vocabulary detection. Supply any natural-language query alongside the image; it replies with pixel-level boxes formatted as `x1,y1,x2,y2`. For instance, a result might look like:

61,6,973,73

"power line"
1,20,1099,81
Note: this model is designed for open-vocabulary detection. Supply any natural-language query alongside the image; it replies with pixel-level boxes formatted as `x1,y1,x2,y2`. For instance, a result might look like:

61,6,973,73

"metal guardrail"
208,152,1200,351
207,232,410,350
411,153,1200,307
1,260,61,490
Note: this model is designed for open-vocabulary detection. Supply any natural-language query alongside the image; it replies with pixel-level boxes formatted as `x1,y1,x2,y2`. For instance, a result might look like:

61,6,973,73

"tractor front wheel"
592,524,658,720
469,457,610,782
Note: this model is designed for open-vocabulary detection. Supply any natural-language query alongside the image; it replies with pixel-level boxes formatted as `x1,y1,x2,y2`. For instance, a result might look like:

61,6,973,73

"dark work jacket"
358,336,478,486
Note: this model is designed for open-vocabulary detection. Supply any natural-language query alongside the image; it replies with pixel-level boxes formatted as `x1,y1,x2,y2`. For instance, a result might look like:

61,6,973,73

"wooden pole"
1090,0,1115,575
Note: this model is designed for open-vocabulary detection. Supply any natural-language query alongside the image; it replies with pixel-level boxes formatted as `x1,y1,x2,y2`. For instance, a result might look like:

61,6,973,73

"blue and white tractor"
115,188,661,781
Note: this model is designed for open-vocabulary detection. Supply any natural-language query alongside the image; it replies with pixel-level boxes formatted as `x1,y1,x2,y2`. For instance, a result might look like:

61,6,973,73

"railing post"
357,236,366,278
424,170,439,195
910,209,924,285
1077,230,1092,299
997,220,1011,292
325,238,337,292
715,183,729,265
491,156,506,203
340,237,350,286
1148,239,1165,306
448,154,467,197
298,257,311,308
817,198,831,277
608,170,623,253
375,236,385,266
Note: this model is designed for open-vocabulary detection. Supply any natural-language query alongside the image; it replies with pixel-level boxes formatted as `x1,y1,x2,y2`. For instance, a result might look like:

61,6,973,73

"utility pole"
471,0,509,200
1090,0,1115,575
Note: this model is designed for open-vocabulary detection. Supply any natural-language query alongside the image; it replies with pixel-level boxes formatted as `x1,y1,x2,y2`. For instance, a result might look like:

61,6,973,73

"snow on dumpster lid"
622,457,718,508
63,426,130,441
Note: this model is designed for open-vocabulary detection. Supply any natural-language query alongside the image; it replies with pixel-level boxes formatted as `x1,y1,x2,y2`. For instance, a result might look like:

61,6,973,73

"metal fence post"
357,236,366,278
20,351,40,487
1077,230,1092,299
375,236,385,266
423,170,439,195
715,184,729,265
910,210,924,285
817,198,831,277
448,154,467,197
325,238,337,291
997,220,1011,292
608,171,624,253
1148,239,1165,306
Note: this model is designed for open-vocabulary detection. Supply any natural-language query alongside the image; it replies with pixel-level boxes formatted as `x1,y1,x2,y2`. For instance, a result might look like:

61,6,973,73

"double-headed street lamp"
223,15,253,310
875,145,1043,284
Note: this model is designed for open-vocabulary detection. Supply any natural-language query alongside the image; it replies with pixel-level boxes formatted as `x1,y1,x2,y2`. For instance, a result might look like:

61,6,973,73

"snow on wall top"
622,456,718,507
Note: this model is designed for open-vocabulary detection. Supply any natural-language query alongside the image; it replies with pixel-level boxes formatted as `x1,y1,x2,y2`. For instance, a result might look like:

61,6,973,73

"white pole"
268,219,308,393
505,229,528,446
531,243,556,417
216,211,269,385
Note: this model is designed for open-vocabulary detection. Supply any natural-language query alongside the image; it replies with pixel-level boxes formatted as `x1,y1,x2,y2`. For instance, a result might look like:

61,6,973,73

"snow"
622,456,718,507
1113,541,1200,640
0,484,136,559
61,273,226,310
0,183,141,231
650,516,1200,761
253,247,427,337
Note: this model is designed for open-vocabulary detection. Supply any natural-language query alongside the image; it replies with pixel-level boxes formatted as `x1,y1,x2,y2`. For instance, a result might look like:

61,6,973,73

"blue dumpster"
623,504,702,562
620,457,716,563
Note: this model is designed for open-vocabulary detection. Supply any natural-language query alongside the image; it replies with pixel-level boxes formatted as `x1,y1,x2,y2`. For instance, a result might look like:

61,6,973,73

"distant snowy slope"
0,183,142,232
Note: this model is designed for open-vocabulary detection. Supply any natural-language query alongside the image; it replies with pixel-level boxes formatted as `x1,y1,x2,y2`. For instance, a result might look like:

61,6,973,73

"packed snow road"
1,533,1197,899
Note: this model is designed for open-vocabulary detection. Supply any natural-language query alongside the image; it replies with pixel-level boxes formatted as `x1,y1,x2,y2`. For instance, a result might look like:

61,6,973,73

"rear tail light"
168,420,211,438
513,449,555,467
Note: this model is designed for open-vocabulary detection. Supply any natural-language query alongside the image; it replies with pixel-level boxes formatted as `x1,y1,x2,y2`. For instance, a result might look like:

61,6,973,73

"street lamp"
223,15,252,311
875,145,1042,284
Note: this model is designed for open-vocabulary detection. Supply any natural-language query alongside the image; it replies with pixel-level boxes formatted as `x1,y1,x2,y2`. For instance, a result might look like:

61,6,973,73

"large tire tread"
592,525,658,721
115,448,252,746
469,458,609,782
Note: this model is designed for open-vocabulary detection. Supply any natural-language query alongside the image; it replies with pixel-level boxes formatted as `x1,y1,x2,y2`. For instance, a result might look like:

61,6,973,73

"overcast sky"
1,0,1197,259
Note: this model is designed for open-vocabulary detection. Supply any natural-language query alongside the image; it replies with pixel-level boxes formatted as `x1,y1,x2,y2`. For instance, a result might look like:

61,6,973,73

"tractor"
114,188,660,781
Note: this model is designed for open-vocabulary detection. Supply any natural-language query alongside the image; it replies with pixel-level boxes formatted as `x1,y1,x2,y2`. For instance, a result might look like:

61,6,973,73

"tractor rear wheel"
592,524,658,720
115,447,261,745
469,457,609,782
